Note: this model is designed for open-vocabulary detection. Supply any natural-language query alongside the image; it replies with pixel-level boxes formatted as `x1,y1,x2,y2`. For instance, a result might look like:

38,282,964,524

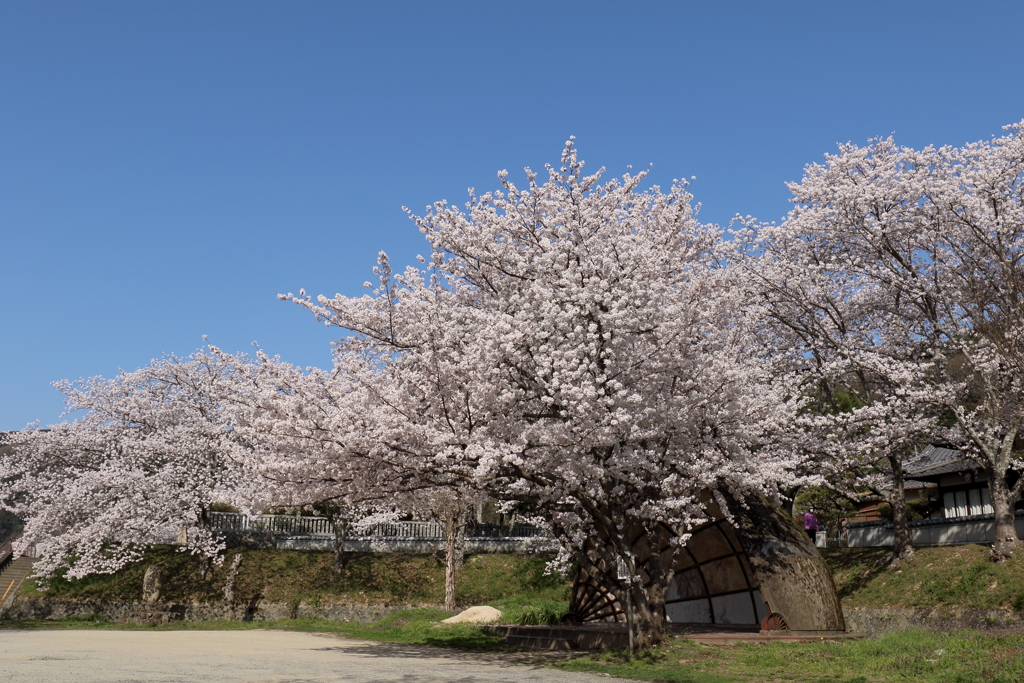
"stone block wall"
4,597,417,625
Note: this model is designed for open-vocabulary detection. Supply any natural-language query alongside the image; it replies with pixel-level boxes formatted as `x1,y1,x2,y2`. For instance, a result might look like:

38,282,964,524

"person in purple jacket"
803,507,819,543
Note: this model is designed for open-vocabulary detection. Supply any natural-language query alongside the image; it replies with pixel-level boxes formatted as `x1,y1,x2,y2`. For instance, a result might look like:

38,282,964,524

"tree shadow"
821,548,892,600
307,637,580,667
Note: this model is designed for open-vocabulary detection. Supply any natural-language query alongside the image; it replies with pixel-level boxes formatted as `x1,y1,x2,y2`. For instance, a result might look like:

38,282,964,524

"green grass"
24,544,1024,613
20,546,570,608
330,608,507,649
491,595,567,625
557,629,1024,682
822,545,1024,610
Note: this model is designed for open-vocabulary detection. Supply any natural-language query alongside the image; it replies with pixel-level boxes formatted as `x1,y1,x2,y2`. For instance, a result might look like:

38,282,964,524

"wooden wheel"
568,568,625,622
760,612,789,631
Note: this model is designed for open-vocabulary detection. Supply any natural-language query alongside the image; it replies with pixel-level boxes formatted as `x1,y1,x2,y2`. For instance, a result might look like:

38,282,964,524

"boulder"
440,605,502,624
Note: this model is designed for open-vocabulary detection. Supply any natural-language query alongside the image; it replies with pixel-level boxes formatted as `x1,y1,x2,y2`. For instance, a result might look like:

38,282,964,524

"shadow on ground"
306,634,581,667
821,547,892,600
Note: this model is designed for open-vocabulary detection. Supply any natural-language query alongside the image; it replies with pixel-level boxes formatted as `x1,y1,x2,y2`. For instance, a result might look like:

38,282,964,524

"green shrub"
493,596,567,625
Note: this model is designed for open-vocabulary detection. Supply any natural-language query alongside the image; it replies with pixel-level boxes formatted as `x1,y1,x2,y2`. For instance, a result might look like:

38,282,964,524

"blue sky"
2,1,1023,430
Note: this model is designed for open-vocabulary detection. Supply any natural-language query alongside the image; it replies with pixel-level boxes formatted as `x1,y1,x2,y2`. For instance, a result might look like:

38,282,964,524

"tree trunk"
988,471,1018,562
332,519,351,574
222,553,243,619
779,486,801,517
197,508,214,580
572,521,676,650
443,513,465,612
888,455,914,567
626,579,668,649
142,565,162,604
196,555,212,581
632,541,676,647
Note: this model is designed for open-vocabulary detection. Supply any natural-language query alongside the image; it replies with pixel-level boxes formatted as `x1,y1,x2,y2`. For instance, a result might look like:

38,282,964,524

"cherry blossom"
1,353,252,583
285,141,806,644
766,121,1024,560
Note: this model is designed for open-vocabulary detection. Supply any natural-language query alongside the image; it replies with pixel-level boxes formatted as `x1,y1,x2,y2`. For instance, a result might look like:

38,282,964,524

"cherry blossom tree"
206,347,425,573
403,485,483,612
744,218,945,566
768,121,1024,561
285,141,806,646
0,352,253,583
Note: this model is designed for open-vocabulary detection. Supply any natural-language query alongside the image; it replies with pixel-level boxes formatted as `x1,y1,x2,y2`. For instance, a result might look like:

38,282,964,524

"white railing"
208,513,336,536
207,512,547,540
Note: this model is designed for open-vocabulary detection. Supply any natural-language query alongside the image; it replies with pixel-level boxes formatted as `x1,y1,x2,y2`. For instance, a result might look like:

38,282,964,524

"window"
943,487,993,518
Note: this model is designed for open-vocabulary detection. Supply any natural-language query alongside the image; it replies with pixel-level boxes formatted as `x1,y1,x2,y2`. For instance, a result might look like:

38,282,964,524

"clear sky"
2,1,1023,430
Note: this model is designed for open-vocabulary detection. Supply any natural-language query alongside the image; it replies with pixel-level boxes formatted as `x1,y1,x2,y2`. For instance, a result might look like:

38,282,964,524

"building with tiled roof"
903,445,994,519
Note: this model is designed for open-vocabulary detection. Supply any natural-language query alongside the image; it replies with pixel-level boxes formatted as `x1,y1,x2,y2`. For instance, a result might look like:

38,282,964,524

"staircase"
0,538,36,616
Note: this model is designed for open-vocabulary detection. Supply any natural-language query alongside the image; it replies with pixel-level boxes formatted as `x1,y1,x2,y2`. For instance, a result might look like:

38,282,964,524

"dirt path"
0,629,608,682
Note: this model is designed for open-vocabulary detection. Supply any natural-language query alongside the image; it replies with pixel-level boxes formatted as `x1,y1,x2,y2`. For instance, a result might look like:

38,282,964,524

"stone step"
0,557,37,614
502,634,576,650
487,625,580,639
0,559,35,583
484,624,630,650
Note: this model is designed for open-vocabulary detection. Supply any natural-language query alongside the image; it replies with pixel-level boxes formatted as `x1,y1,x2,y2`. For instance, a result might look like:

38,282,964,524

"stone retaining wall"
3,597,420,625
843,607,1024,634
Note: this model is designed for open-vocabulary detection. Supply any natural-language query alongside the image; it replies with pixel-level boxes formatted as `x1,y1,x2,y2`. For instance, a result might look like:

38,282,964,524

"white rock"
440,606,503,624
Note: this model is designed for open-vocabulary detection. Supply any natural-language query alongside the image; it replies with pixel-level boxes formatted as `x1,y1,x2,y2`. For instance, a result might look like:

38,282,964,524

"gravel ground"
0,629,609,683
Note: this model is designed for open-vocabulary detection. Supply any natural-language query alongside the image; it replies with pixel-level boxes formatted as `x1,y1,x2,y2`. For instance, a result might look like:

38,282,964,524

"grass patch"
25,542,1024,613
15,540,1024,681
823,545,1024,610
489,595,567,625
331,608,507,649
557,629,1024,682
9,613,1022,683
20,547,569,608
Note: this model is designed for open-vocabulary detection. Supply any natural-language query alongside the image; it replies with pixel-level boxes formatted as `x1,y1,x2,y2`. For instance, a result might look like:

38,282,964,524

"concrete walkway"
0,629,610,683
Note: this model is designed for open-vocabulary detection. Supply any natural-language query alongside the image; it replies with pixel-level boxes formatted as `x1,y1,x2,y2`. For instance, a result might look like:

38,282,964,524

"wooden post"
617,556,635,655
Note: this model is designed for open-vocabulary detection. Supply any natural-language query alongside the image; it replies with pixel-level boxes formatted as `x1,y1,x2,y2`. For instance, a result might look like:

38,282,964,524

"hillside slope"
18,544,1024,613
19,547,569,608
824,545,1024,610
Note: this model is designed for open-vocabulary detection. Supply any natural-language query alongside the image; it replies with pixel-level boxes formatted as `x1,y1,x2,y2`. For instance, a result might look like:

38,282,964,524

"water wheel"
760,612,789,631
